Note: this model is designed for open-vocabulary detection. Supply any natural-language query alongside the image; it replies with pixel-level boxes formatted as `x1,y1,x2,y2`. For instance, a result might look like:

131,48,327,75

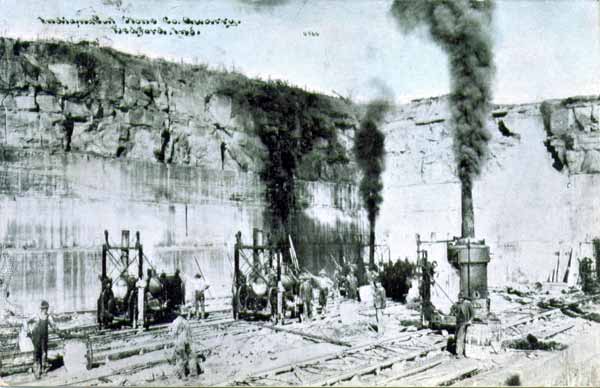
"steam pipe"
369,222,375,269
253,228,262,268
467,240,471,299
136,231,143,279
234,232,241,285
277,251,281,282
233,231,242,320
102,230,108,279
101,244,107,280
461,178,475,239
121,230,130,267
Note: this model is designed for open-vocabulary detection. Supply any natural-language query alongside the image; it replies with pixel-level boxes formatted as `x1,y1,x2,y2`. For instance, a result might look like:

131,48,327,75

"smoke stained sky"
1,0,598,104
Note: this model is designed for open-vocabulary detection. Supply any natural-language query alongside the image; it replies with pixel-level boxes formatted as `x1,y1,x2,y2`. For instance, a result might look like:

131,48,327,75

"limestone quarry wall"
1,37,598,315
379,95,600,312
0,38,366,314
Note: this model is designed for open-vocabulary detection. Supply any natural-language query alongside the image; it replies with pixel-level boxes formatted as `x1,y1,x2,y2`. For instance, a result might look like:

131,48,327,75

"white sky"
1,0,598,104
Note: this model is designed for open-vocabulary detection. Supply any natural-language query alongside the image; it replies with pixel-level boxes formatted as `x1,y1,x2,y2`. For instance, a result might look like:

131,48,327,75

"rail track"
217,330,446,386
6,298,359,385
213,293,599,387
0,308,232,377
4,293,597,386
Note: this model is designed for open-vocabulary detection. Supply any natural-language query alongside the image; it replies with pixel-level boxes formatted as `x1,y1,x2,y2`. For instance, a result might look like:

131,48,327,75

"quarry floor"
2,284,600,387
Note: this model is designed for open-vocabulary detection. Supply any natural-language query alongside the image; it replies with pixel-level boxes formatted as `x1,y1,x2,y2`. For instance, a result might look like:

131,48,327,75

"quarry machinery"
415,234,456,330
447,237,502,357
416,234,502,357
415,235,496,325
233,229,301,322
232,229,342,322
446,238,491,320
98,230,185,329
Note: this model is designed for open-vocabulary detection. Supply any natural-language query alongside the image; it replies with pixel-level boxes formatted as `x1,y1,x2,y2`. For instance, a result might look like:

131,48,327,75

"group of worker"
20,257,475,382
97,269,210,324
335,264,359,300
296,272,330,322
60,268,211,381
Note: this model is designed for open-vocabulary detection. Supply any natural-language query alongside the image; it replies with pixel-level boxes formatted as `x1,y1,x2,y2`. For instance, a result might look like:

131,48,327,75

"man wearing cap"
27,300,61,379
373,280,387,335
454,297,475,358
299,274,313,322
98,277,115,329
191,273,210,320
317,270,330,317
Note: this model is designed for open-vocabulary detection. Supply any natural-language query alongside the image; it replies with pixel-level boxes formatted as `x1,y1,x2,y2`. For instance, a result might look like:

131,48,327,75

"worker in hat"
26,300,62,379
299,274,313,322
169,307,201,380
97,277,115,329
317,270,330,318
190,273,210,320
373,280,387,335
454,297,475,358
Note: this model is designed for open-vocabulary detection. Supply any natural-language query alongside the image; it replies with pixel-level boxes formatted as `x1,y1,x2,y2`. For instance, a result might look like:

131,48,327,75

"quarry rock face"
0,38,364,313
379,95,600,312
541,97,600,174
1,37,599,315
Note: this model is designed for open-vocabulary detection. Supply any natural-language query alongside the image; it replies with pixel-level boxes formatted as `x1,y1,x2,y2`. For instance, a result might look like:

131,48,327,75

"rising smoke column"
355,99,391,268
390,0,494,238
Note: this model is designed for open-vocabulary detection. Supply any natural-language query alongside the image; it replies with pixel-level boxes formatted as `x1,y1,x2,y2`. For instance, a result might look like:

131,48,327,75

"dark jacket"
456,300,474,326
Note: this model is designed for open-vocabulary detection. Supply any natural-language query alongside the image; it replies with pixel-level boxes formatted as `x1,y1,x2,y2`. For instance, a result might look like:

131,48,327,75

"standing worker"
191,273,210,320
347,272,358,301
373,281,386,334
420,258,436,326
454,298,475,358
97,277,115,329
26,301,62,379
317,270,330,318
276,279,285,324
299,274,313,322
169,308,201,380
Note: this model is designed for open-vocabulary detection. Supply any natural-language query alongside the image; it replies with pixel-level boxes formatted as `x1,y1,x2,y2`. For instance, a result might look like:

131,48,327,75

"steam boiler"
97,230,185,329
233,229,301,321
447,238,491,320
447,237,502,358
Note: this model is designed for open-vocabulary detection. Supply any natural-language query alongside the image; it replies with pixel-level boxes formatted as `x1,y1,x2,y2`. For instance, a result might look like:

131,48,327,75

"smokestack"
354,98,391,269
369,222,375,268
390,0,495,239
461,178,475,238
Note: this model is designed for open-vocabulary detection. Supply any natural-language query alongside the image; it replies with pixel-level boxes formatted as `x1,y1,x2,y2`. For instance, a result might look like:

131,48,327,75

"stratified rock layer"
0,38,364,314
379,95,600,312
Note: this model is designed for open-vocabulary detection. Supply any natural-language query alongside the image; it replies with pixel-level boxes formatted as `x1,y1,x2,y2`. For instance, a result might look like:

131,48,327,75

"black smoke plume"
217,77,352,253
355,99,391,268
390,0,495,238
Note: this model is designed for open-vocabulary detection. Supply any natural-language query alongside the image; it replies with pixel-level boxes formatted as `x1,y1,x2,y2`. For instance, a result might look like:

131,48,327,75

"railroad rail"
0,309,232,377
214,293,599,386
4,293,597,385
215,330,444,386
